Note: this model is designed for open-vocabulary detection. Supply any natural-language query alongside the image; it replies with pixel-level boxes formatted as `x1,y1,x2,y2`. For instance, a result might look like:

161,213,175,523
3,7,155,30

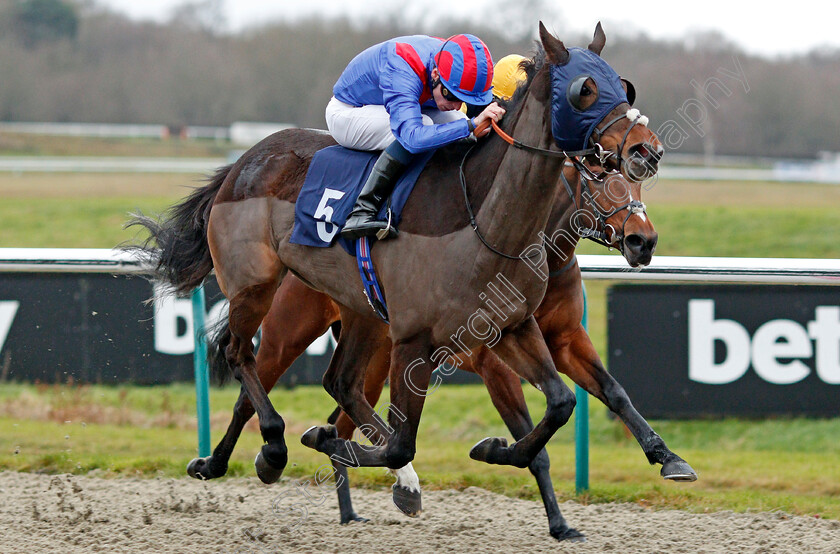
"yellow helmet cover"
492,54,528,100
460,53,528,113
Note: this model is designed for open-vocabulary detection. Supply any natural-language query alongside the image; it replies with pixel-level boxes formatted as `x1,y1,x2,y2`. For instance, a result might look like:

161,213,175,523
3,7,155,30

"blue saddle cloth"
290,145,434,255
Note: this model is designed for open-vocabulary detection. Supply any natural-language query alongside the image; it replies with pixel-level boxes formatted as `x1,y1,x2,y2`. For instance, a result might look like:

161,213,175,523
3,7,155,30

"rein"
488,119,607,163
459,143,534,260
459,118,591,261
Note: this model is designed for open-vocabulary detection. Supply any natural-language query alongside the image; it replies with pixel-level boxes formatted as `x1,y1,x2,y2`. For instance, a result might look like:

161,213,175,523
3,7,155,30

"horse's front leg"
329,333,389,524
301,310,394,458
474,348,583,542
331,346,423,518
550,324,697,481
301,330,432,471
469,316,575,469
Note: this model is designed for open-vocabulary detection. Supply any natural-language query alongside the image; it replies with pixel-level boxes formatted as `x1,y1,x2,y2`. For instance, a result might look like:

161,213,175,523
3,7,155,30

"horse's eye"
567,74,598,111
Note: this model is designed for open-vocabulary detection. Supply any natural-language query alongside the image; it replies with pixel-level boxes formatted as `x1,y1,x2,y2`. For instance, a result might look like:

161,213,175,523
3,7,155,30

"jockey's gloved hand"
472,102,506,138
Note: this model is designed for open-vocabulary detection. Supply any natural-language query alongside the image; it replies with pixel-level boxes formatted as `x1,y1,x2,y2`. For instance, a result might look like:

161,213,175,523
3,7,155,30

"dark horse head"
540,22,663,181
498,23,661,266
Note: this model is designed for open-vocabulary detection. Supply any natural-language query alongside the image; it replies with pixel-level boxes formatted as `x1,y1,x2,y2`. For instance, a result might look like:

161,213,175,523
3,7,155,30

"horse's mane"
498,45,546,117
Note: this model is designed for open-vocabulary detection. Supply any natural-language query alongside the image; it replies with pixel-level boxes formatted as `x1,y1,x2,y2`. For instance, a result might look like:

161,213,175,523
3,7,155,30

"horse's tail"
206,317,234,385
126,164,231,295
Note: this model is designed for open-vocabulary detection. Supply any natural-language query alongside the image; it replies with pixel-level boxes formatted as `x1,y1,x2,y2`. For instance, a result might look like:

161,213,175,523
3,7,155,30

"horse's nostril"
626,146,660,176
625,234,657,255
624,234,644,251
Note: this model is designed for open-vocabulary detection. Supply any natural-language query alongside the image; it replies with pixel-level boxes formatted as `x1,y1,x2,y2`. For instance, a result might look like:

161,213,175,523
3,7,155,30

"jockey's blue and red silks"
333,35,477,153
550,47,629,151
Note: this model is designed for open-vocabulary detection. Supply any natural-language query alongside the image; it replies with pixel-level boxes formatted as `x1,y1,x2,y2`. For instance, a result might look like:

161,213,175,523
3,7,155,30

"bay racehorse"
199,156,697,539
131,23,671,540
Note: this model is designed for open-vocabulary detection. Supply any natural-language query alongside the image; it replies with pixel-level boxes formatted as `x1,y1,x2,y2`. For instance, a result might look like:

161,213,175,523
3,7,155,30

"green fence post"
191,284,211,458
575,282,589,493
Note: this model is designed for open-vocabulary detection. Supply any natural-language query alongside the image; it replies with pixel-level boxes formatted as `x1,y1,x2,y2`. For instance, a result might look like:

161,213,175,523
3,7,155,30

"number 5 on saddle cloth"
290,145,435,322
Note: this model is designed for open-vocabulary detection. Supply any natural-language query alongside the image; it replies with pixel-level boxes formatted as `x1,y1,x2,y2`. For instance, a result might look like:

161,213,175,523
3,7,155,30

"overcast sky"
94,0,840,58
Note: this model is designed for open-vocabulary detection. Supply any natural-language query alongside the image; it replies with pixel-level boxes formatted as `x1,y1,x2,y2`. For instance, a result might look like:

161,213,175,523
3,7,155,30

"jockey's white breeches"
325,97,467,151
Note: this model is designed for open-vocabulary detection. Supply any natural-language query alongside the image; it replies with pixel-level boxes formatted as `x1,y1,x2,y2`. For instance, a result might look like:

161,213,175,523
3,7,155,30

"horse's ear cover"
550,48,629,151
621,78,636,106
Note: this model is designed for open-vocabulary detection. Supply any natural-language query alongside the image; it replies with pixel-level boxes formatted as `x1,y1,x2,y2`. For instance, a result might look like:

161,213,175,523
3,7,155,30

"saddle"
290,145,434,255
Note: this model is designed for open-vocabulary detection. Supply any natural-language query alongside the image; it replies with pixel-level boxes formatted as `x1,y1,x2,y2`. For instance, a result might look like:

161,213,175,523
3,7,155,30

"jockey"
327,34,506,240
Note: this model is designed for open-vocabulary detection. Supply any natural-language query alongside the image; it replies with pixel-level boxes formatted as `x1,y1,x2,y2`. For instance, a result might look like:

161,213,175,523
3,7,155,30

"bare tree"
0,5,837,157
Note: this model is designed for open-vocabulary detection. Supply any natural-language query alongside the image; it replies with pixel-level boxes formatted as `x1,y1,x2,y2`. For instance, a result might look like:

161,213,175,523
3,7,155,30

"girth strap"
355,237,389,323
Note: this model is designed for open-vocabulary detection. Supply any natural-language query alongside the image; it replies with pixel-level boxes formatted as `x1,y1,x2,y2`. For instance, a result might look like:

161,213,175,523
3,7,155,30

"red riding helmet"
434,34,495,105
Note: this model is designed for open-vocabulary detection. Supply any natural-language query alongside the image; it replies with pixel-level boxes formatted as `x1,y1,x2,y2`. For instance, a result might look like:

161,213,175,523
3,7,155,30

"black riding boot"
340,148,406,241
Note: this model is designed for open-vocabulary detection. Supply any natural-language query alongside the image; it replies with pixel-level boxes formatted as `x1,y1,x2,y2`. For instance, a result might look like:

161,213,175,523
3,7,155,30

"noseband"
588,108,650,174
559,160,647,253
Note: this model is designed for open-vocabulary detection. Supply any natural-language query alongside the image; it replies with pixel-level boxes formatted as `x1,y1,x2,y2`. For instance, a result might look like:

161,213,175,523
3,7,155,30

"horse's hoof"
340,513,370,525
254,445,287,484
300,424,337,451
392,484,422,517
551,527,586,542
186,456,218,480
469,437,509,464
300,426,320,449
661,459,698,482
470,437,528,467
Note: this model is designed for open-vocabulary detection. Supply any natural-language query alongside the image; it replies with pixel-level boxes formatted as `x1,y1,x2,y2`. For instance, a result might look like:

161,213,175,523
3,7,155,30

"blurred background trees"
9,0,79,48
0,0,837,158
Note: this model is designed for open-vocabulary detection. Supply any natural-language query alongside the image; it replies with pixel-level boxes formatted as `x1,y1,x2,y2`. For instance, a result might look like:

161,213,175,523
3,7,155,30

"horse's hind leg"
223,277,294,484
474,348,582,541
188,277,339,480
188,384,250,479
549,324,697,481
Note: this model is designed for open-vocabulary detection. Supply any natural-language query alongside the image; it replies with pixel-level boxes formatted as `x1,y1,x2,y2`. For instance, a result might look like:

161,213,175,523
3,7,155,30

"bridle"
486,107,654,179
486,118,614,169
588,108,649,176
558,159,646,253
460,119,646,259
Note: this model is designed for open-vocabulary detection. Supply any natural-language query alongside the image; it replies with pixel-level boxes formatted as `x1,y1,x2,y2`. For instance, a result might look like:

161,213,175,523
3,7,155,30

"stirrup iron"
375,208,395,241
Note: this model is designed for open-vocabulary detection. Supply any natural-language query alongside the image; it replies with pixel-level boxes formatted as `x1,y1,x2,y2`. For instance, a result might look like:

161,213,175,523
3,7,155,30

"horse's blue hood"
550,47,628,151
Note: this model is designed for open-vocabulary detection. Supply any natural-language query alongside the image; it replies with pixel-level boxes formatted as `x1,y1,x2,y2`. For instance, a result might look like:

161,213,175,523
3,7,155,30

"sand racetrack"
2,471,839,553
